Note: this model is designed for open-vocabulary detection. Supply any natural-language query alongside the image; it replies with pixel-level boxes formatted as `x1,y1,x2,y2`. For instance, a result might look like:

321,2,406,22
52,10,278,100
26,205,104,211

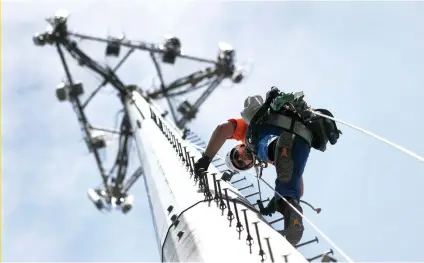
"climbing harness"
244,90,314,156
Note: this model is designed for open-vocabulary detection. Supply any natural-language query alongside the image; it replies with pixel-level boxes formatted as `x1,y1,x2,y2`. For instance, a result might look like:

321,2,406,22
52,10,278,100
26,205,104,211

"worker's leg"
259,194,305,246
273,135,310,200
274,131,310,183
277,197,304,246
257,135,309,245
273,136,309,245
257,135,308,212
273,131,296,182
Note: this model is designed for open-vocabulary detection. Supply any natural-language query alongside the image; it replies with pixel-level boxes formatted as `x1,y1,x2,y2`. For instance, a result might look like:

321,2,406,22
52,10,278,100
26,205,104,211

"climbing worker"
193,86,341,246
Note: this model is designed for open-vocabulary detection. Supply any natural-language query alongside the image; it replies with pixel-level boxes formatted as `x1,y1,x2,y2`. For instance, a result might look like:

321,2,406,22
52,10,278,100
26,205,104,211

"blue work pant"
255,125,310,202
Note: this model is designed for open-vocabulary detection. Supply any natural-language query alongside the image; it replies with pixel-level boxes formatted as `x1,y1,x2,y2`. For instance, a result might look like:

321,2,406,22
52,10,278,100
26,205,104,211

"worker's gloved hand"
259,196,277,216
194,155,212,178
266,86,280,103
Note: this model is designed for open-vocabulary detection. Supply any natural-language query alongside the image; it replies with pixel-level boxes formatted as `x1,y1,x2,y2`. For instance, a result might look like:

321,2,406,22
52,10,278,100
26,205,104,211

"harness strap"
263,114,313,146
245,97,274,153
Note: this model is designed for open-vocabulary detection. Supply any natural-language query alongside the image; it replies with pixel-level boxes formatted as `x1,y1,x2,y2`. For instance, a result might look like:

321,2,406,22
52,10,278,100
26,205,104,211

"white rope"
190,144,354,263
256,176,354,263
310,109,424,163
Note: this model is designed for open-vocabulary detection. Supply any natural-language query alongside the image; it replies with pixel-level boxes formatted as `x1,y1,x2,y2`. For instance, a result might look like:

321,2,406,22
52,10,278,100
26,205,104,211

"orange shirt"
227,118,248,143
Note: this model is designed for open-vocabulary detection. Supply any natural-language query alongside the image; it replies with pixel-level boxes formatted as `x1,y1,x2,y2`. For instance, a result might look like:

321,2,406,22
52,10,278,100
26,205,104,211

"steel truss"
32,10,244,213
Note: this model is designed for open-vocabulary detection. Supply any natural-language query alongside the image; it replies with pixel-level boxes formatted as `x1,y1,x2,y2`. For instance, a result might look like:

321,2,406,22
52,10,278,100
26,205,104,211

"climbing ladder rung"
231,176,246,184
268,217,284,225
245,191,259,198
253,198,270,207
295,236,319,248
214,163,225,168
237,184,253,191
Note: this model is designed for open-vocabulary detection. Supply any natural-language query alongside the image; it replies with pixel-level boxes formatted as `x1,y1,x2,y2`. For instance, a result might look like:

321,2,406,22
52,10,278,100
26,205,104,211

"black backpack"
306,109,342,152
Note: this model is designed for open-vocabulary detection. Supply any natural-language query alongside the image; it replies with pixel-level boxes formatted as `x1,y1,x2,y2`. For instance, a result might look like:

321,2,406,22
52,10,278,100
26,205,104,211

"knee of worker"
275,167,303,201
274,183,301,202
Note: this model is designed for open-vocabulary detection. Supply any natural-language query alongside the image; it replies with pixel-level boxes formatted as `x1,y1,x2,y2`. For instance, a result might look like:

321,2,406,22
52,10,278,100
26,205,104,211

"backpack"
306,109,342,152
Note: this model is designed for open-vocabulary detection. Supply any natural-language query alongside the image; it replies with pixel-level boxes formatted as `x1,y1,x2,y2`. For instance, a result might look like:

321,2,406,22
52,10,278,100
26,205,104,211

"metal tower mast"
33,10,339,262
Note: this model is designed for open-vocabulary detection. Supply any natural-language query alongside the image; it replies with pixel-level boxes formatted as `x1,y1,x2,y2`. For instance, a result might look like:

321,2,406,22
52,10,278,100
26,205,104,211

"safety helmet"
240,95,264,124
225,144,255,172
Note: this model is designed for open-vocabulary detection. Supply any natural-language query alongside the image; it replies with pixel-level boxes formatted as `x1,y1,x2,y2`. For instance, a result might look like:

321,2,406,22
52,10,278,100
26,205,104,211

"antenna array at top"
32,10,244,213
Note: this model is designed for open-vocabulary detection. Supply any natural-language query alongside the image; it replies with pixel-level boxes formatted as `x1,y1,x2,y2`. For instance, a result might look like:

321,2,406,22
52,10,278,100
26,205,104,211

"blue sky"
3,1,424,262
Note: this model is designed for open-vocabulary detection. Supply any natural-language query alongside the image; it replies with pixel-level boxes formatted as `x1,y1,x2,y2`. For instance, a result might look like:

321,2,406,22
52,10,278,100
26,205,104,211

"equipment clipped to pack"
270,91,306,114
306,108,342,152
254,160,267,179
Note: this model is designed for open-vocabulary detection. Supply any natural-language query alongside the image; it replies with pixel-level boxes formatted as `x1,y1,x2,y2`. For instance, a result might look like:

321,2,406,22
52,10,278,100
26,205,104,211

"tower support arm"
56,43,110,194
69,31,218,64
176,77,223,128
149,52,178,123
60,39,127,94
122,167,144,194
147,67,217,99
192,77,223,109
111,114,132,197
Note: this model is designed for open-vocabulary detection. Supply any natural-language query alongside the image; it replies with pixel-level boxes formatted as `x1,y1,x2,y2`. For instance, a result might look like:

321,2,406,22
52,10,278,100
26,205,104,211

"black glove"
266,86,280,103
258,196,278,216
194,155,212,178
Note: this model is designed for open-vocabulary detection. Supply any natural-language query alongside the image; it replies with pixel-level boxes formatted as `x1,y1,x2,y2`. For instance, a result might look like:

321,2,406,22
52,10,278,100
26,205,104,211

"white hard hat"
225,145,255,172
240,95,264,124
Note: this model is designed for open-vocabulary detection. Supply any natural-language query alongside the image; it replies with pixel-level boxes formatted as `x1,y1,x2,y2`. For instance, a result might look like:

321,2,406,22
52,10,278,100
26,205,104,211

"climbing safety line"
191,144,354,263
309,109,424,163
256,176,354,263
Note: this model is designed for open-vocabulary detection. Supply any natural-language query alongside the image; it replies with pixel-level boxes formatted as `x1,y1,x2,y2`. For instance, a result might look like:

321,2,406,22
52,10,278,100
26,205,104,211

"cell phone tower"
32,10,339,263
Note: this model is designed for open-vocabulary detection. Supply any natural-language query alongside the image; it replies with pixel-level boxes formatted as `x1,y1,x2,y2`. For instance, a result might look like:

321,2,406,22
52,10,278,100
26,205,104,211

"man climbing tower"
193,86,341,246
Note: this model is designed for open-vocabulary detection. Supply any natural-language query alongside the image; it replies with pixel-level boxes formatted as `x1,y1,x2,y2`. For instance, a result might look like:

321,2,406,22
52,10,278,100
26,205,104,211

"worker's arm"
193,121,236,174
203,121,236,159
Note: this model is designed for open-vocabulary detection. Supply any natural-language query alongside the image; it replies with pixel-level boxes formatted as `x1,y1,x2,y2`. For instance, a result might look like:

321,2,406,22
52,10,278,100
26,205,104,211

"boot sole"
279,198,304,245
274,132,294,182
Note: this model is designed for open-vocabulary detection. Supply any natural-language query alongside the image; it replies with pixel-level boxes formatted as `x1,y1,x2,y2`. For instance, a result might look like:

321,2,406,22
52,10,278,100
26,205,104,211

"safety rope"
309,109,424,163
256,176,354,263
191,144,354,263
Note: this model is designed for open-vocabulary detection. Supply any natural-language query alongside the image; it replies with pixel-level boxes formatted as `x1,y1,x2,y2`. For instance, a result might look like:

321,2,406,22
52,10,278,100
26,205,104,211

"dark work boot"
274,131,295,182
277,197,304,246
